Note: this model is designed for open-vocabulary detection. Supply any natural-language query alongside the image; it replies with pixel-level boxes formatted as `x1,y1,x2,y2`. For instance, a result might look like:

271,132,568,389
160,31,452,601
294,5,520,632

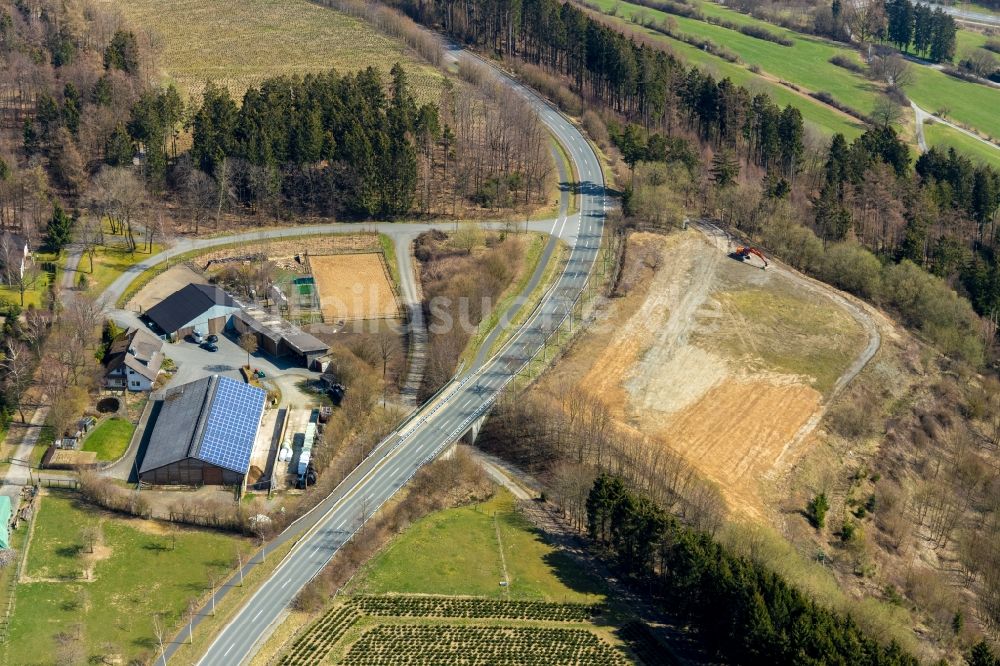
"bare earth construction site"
542,228,877,519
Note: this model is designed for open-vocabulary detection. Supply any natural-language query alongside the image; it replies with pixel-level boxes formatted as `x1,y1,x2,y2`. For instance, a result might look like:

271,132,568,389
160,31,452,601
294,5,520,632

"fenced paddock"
308,253,400,322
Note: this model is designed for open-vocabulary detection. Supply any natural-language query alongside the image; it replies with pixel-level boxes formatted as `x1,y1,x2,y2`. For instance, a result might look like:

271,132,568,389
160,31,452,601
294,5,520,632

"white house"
0,232,30,282
103,327,164,391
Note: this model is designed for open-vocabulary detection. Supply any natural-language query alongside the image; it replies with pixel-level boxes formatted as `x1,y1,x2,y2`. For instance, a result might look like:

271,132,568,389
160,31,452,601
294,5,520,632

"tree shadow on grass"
132,636,157,650
143,540,169,552
502,507,610,601
56,544,83,558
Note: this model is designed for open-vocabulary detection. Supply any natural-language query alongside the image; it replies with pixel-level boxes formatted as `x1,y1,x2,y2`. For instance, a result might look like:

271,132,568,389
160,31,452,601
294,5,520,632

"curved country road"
109,46,607,666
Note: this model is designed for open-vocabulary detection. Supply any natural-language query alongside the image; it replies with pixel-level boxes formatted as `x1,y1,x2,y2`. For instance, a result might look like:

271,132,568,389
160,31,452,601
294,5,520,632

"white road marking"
223,643,235,657
252,609,263,622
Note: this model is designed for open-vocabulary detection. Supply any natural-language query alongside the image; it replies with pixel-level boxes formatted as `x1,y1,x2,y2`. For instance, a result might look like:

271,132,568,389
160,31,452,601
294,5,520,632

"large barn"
138,375,266,488
144,283,240,341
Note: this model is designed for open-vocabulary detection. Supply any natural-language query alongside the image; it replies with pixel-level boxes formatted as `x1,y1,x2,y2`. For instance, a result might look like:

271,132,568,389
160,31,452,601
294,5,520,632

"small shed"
233,306,329,368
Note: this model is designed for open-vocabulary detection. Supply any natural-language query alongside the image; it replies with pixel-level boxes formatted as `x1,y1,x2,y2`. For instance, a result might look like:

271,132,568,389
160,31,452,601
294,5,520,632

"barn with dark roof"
143,283,240,341
138,375,266,488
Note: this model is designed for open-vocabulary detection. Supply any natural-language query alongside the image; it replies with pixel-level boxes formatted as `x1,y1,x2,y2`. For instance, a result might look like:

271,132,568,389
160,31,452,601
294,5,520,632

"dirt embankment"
541,229,873,519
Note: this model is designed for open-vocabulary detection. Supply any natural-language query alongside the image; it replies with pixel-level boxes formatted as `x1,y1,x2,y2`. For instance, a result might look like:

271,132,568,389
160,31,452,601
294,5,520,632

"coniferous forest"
586,474,1000,665
393,0,1000,362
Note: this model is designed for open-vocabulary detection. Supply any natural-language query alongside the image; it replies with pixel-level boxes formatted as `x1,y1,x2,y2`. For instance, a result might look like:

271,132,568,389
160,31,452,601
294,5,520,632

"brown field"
94,0,445,103
541,230,868,519
310,253,399,322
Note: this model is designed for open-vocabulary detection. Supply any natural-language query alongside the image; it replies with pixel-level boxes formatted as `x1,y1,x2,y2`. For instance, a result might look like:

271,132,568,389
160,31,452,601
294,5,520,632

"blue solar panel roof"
196,376,267,474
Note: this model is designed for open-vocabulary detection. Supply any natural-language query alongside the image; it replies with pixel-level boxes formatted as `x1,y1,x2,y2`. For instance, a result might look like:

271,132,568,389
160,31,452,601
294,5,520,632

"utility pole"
210,577,217,616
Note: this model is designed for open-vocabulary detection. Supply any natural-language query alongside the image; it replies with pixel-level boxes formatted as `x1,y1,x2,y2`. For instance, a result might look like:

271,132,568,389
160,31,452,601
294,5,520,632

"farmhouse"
144,283,240,340
103,327,164,391
232,304,329,368
138,375,266,488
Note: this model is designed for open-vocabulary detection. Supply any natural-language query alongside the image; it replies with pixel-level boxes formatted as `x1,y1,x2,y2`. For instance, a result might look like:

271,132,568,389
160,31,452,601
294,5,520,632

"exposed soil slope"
541,227,876,518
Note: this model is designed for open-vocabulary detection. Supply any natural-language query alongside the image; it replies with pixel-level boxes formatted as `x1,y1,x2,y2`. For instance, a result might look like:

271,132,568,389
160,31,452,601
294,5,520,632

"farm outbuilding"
138,375,266,488
233,306,329,368
143,283,240,340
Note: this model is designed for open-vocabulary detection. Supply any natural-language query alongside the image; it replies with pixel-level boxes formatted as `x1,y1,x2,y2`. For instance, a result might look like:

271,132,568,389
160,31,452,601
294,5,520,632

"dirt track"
694,221,882,471
545,225,880,519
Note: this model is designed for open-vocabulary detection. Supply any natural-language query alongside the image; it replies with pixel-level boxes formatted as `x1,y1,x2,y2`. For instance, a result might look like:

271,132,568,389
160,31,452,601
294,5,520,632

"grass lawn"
589,7,863,138
593,0,883,115
6,492,252,665
80,418,135,462
75,236,164,295
907,64,1000,143
377,233,401,288
0,285,43,310
29,426,55,468
924,121,1000,169
355,489,605,604
700,285,867,396
93,0,445,103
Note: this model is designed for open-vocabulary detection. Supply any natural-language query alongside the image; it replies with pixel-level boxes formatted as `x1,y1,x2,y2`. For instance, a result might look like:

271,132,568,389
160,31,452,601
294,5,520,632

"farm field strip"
276,596,627,666
582,5,864,137
586,0,1000,144
587,0,883,114
907,64,1000,144
94,0,445,102
924,121,1000,168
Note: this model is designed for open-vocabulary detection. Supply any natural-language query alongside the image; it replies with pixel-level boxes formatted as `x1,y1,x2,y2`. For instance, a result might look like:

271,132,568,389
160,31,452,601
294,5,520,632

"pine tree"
806,492,830,529
710,151,740,188
967,641,998,666
104,123,134,167
103,30,140,74
46,204,74,253
62,83,81,135
929,9,957,63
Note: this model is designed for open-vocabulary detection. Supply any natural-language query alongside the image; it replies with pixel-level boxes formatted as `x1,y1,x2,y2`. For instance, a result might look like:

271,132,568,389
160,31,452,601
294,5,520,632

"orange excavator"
733,246,768,269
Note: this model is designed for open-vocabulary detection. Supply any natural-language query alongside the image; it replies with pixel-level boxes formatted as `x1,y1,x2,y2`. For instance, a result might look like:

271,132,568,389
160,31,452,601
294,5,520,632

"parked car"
191,331,204,344
206,334,219,343
201,341,218,352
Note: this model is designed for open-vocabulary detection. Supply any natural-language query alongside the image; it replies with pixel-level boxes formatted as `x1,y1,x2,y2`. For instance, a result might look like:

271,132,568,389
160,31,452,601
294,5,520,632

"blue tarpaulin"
0,496,11,549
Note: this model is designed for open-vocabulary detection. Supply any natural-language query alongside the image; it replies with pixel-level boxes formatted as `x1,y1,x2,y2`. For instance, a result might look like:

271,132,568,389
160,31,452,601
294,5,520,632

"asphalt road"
131,49,606,666
916,0,1000,27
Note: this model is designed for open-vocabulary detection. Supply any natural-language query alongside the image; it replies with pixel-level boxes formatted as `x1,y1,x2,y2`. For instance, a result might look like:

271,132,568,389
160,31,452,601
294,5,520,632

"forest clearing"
93,0,445,102
539,230,871,519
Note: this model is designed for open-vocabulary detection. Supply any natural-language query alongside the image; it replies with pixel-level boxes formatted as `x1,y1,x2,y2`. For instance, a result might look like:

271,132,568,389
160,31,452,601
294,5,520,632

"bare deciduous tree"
1,340,34,422
88,167,147,253
239,332,258,367
80,525,99,554
869,54,913,89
